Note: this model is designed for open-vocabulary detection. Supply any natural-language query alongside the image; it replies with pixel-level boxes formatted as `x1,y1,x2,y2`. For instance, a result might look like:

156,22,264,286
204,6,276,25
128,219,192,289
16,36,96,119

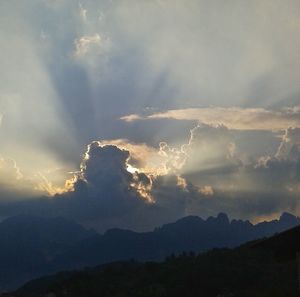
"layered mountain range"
0,212,299,291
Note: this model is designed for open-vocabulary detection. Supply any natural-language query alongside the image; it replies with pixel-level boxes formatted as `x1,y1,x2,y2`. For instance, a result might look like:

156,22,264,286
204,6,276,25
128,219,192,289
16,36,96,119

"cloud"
74,34,101,56
67,141,191,218
199,185,214,196
66,141,199,230
97,139,161,173
152,124,300,221
120,114,144,122
186,126,300,220
186,189,299,223
0,157,43,202
276,127,300,161
251,127,300,192
198,127,300,220
1,0,300,187
2,0,300,229
79,3,87,21
1,124,300,231
0,158,22,181
67,141,153,205
158,142,187,174
121,106,300,131
0,139,197,231
181,124,241,179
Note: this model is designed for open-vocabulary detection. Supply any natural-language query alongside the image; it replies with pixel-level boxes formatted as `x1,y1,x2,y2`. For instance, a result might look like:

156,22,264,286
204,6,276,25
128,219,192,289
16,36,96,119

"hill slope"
12,246,298,297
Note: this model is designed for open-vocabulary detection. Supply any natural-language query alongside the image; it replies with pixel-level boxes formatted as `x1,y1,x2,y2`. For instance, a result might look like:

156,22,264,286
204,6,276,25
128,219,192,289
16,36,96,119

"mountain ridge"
0,212,299,291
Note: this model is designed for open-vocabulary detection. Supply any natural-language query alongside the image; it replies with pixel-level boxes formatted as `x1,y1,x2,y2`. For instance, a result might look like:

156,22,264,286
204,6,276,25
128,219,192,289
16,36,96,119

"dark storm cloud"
0,143,190,232
55,142,195,231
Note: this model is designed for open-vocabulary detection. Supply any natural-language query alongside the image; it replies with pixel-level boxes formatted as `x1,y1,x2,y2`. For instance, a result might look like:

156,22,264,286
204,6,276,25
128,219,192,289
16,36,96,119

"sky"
0,0,300,232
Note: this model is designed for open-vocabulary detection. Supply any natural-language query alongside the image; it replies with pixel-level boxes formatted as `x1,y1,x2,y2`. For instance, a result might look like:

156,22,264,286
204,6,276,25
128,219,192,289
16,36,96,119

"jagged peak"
279,212,298,222
217,212,229,224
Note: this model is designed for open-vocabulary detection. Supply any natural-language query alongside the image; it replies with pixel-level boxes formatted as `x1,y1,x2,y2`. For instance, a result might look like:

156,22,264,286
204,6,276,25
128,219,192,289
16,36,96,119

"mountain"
11,244,297,297
0,212,299,291
50,212,300,272
0,215,96,291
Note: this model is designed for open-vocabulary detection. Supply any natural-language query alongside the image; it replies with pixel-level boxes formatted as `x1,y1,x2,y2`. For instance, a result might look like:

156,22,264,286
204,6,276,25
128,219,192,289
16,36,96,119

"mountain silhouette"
12,242,298,297
0,212,299,291
0,215,96,291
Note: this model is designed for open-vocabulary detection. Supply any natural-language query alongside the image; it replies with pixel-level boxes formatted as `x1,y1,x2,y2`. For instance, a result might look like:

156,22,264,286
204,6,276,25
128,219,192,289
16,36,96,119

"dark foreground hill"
11,245,298,297
0,212,299,291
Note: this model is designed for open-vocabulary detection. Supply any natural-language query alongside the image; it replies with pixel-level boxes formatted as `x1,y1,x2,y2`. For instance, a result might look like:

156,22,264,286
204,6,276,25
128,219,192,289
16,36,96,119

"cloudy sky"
0,0,300,231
